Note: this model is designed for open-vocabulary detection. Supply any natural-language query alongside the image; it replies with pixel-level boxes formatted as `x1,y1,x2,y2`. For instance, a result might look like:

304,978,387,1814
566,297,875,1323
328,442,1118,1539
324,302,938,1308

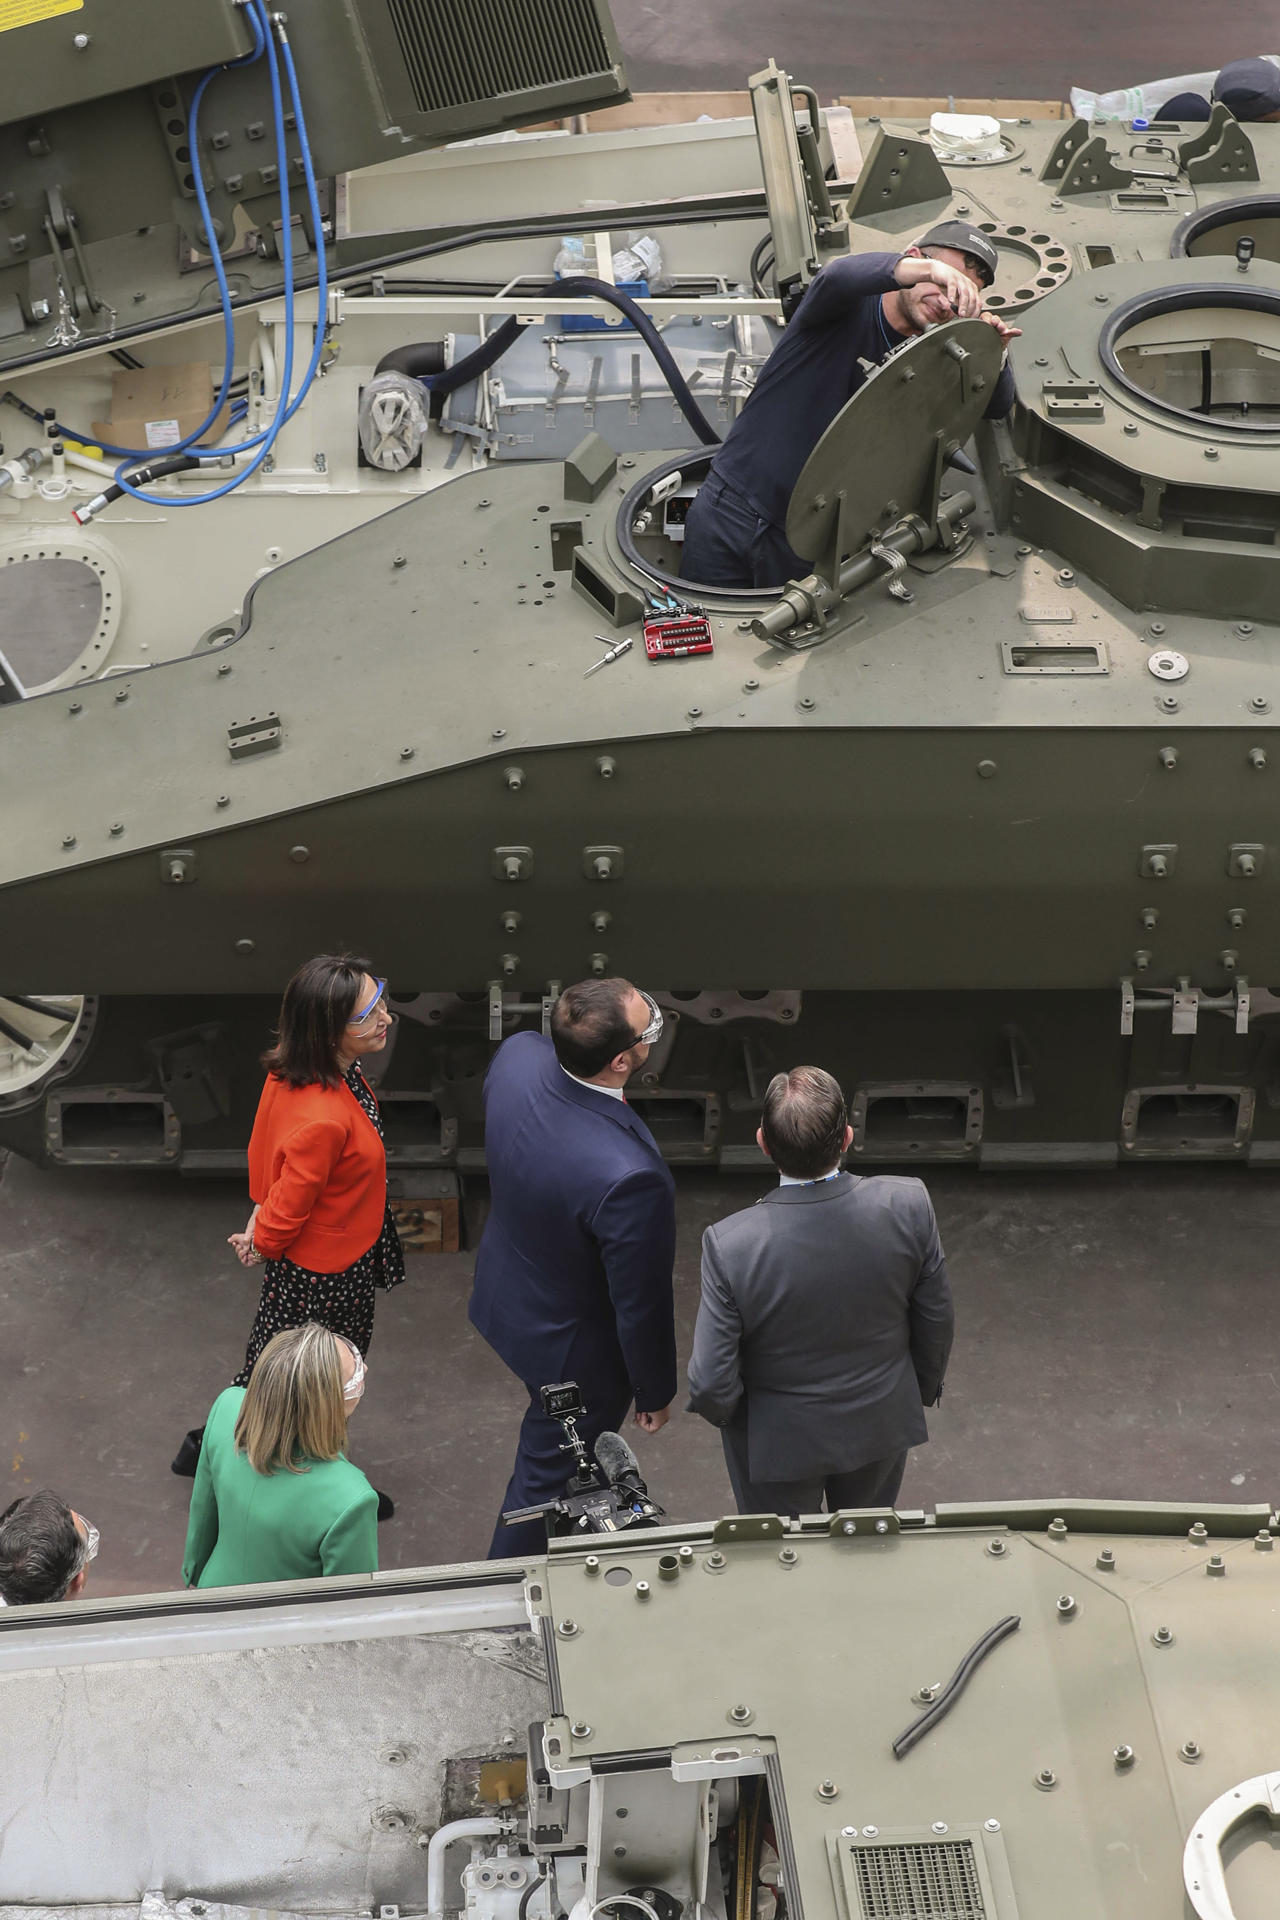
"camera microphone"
595,1430,649,1500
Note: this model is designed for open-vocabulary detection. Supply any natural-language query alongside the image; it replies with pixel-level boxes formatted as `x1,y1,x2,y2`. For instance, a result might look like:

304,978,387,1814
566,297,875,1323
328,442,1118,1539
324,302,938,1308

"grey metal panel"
0,1575,530,1675
0,1589,545,1905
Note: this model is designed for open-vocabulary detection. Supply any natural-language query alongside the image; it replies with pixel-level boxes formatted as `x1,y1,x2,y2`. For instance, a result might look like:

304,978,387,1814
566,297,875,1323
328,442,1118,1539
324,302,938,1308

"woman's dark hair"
263,954,374,1088
0,1490,83,1605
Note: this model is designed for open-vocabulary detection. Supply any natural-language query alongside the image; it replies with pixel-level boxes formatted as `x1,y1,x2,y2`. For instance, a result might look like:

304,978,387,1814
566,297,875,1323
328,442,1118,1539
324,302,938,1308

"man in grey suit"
688,1066,954,1515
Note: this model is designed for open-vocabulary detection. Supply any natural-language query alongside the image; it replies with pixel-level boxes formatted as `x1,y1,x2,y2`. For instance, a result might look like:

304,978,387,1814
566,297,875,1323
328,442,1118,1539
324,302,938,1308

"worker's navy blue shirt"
711,250,1016,532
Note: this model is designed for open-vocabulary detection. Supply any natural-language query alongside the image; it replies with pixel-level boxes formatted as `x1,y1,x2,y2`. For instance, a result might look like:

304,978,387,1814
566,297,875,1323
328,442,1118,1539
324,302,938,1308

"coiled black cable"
891,1613,1021,1760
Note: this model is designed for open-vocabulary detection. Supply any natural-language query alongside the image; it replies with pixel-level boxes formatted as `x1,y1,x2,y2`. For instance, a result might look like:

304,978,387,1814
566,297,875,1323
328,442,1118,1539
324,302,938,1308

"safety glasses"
76,1515,100,1566
634,990,664,1047
347,977,388,1029
342,1343,367,1405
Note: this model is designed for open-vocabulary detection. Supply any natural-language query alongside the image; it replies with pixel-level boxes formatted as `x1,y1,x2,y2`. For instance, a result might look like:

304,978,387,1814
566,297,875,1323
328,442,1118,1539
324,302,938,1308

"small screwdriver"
584,636,633,677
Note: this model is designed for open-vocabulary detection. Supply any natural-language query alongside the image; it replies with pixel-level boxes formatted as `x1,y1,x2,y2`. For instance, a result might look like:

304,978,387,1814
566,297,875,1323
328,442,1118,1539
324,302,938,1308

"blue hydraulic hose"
109,0,298,505
58,4,267,460
76,0,329,514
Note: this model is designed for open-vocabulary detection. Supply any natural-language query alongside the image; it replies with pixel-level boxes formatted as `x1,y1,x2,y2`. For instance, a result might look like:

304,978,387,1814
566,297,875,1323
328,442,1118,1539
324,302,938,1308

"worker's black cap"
915,220,999,289
1213,57,1280,120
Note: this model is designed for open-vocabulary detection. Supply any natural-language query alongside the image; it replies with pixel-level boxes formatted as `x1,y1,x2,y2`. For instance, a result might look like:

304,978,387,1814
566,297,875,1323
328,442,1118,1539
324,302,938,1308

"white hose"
426,1817,506,1920
62,448,116,480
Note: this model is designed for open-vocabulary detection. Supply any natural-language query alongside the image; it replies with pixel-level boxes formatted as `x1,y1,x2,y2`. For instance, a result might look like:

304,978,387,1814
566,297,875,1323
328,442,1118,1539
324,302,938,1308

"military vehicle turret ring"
1184,1771,1280,1919
1098,282,1280,434
1171,192,1280,263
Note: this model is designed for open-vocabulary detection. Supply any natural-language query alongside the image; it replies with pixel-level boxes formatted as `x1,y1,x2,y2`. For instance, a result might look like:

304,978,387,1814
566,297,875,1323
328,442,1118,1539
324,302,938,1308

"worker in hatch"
680,222,1019,590
1162,58,1280,124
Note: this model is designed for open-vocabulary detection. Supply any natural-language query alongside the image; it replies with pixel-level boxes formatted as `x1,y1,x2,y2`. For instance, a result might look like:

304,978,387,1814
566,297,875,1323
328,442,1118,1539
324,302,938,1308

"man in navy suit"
471,977,678,1557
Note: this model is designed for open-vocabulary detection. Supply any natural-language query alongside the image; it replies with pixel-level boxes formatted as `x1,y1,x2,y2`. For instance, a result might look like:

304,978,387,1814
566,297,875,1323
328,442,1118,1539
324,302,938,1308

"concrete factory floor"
1,1153,1274,1599
614,0,1280,104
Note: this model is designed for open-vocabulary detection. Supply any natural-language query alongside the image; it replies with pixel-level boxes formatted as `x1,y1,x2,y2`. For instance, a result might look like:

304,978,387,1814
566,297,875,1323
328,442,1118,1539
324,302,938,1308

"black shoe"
171,1427,205,1477
376,1489,395,1523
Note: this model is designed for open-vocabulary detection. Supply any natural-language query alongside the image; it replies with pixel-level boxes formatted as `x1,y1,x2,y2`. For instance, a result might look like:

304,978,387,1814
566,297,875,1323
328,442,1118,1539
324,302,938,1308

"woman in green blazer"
183,1321,378,1588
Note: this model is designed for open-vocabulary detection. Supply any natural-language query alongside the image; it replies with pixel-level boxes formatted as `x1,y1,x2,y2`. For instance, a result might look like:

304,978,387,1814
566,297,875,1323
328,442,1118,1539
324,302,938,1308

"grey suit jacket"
687,1172,954,1482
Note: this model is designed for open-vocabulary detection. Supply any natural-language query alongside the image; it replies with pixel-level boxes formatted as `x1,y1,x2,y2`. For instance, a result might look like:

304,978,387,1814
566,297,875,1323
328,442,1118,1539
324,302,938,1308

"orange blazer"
247,1074,387,1271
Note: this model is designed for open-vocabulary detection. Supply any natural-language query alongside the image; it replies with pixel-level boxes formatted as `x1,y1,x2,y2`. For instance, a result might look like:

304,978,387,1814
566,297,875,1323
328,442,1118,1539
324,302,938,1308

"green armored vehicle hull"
4,28,1280,1170
2,1504,1279,1920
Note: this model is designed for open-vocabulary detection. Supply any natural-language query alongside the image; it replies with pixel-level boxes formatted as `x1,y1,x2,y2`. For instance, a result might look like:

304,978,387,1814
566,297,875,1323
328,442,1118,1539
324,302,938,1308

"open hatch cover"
785,316,1003,581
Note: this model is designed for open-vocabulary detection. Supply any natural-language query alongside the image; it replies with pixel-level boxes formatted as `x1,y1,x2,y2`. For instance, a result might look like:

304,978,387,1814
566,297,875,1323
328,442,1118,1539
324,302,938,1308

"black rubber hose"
891,1613,1021,1760
425,316,526,398
403,275,722,446
0,1010,35,1052
373,341,448,380
373,337,451,418
81,451,205,518
750,234,776,299
4,994,73,1022
518,1873,546,1920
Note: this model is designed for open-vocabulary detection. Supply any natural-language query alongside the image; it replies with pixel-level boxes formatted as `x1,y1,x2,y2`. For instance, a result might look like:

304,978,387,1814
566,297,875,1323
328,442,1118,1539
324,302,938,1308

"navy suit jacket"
469,1032,678,1413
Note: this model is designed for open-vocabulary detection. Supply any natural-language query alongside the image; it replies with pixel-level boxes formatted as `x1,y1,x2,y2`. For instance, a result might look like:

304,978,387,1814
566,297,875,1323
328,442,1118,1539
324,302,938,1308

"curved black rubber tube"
891,1613,1021,1760
1097,280,1280,434
424,316,527,398
407,276,722,446
373,340,448,379
750,233,776,299
517,1873,546,1920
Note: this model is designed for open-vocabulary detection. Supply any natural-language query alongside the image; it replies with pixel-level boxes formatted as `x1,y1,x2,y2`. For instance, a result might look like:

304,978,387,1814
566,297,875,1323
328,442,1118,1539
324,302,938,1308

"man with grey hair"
0,1489,98,1606
688,1066,954,1516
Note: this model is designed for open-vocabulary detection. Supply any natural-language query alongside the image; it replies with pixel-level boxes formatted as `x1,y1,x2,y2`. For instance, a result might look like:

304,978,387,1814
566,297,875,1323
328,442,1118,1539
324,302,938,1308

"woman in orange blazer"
172,955,404,1514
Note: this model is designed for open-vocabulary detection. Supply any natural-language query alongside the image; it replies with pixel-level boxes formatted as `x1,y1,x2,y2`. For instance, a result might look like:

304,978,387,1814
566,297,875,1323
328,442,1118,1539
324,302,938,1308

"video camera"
500,1382,665,1538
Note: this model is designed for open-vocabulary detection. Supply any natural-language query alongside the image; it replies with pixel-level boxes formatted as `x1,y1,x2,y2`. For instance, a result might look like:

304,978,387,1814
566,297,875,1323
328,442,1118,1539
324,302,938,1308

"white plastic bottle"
1071,54,1280,123
553,235,588,276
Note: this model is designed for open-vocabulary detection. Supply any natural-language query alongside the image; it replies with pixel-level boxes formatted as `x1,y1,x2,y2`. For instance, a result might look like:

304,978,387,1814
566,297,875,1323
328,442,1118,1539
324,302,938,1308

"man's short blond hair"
234,1322,349,1474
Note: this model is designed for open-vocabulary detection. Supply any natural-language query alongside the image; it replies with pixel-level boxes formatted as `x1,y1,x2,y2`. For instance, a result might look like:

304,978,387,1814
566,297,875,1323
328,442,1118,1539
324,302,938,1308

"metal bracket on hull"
488,982,561,1043
1120,976,1252,1036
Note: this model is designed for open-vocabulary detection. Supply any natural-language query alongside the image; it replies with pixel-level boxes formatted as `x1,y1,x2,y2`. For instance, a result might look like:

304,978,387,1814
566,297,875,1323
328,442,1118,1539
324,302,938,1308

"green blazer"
183,1386,378,1589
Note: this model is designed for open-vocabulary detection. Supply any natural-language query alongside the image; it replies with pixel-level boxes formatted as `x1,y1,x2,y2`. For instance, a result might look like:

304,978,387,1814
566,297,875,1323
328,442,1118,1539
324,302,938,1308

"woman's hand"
228,1205,264,1267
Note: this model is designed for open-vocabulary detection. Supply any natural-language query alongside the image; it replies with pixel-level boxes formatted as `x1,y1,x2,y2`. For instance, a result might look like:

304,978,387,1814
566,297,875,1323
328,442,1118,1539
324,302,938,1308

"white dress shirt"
561,1065,626,1103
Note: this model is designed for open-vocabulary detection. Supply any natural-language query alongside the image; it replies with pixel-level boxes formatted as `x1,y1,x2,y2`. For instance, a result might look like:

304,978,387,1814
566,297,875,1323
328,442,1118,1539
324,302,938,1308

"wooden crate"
839,95,1067,120
388,1171,461,1254
581,91,753,130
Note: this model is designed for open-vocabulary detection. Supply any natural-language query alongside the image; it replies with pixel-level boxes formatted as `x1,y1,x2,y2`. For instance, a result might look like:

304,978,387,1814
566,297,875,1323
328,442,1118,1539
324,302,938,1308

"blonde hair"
234,1323,350,1474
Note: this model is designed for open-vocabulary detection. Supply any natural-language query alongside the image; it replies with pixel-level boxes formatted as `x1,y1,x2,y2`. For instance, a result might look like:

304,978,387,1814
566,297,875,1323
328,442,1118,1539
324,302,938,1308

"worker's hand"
894,252,981,319
634,1404,672,1434
980,311,1022,346
228,1205,263,1267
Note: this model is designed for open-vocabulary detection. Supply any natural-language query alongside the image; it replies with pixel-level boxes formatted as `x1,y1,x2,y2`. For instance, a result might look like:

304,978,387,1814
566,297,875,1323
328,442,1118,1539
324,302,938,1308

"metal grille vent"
385,0,612,114
849,1840,987,1920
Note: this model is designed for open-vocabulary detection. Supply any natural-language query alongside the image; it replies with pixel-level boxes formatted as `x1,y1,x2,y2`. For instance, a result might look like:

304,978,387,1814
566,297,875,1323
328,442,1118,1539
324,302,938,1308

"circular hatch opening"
1100,284,1280,433
1171,194,1280,264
